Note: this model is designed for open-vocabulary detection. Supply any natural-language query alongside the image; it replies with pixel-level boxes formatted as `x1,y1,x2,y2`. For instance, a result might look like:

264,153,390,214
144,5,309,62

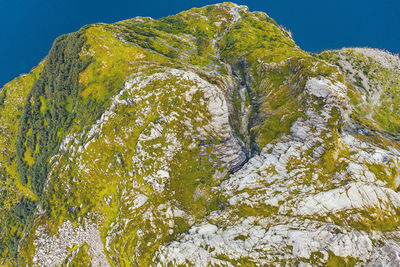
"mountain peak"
1,3,400,266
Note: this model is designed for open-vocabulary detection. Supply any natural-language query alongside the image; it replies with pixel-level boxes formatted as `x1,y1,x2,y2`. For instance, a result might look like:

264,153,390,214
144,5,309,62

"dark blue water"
1,0,399,87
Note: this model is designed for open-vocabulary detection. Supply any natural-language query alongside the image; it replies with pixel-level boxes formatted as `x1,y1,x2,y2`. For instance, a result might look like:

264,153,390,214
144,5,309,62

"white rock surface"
33,220,109,267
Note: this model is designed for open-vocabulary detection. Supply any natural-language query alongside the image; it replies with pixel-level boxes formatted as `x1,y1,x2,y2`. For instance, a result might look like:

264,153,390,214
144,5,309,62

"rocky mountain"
1,2,400,266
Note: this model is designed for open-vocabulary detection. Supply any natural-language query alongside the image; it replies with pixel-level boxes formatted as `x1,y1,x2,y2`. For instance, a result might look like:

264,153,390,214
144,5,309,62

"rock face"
1,2,400,266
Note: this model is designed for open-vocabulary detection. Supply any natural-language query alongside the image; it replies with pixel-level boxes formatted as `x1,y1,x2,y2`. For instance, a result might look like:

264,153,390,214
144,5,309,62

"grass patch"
326,251,357,267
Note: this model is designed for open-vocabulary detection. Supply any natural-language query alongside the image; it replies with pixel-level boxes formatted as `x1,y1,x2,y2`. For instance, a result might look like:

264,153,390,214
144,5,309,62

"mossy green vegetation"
320,49,400,135
24,65,232,265
249,56,343,149
1,3,400,266
16,30,90,195
0,89,6,107
64,243,92,266
366,162,398,190
219,9,305,65
326,251,357,267
0,61,44,264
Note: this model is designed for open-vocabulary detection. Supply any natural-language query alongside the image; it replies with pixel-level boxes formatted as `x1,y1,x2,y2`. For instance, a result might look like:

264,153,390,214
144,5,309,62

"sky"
1,0,399,87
